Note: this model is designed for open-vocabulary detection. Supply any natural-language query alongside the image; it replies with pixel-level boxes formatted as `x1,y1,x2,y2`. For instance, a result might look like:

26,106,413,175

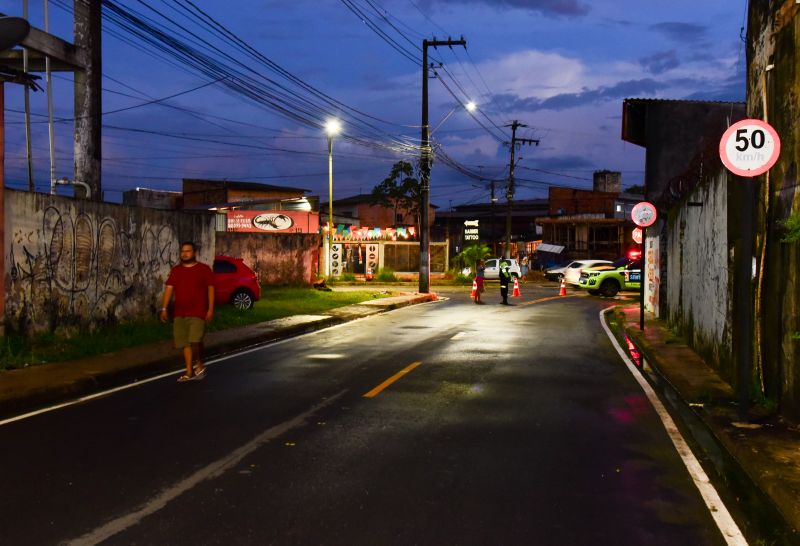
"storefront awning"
537,243,565,254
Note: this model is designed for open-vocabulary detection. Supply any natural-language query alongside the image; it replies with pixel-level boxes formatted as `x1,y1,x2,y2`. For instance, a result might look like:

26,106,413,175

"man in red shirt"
159,241,214,382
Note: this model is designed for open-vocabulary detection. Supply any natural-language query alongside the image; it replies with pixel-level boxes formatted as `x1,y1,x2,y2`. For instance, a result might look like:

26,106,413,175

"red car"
212,256,261,310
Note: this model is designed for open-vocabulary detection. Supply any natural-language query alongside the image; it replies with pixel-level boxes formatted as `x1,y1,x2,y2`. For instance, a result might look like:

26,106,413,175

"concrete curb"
0,293,438,420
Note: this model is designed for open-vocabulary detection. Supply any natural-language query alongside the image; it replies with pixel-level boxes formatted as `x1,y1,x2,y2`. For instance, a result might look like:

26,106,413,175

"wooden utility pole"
420,36,465,293
503,121,538,258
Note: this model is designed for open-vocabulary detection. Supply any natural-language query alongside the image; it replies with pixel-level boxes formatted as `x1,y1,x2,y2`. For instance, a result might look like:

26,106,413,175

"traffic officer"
499,259,512,305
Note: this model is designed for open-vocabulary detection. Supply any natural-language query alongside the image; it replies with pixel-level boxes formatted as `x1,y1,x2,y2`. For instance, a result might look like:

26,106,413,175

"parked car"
546,259,613,284
577,256,642,297
212,255,261,310
483,258,522,280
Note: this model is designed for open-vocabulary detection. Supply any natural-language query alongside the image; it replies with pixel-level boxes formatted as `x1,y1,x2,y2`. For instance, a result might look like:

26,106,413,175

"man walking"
499,259,512,305
159,241,214,382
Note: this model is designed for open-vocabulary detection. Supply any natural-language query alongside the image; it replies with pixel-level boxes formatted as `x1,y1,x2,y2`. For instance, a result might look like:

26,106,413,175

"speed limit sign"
719,119,780,177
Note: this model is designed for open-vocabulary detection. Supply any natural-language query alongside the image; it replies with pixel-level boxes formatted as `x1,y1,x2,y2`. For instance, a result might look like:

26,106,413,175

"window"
213,260,237,274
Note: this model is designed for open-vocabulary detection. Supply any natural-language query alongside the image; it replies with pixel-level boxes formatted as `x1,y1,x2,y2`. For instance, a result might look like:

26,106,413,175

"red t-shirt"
165,262,214,319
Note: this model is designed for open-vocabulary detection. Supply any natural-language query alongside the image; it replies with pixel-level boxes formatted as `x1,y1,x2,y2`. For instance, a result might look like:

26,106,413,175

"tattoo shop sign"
463,219,480,242
226,210,320,233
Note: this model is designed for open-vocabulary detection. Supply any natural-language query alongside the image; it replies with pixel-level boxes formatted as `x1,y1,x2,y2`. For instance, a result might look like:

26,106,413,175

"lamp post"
325,119,342,277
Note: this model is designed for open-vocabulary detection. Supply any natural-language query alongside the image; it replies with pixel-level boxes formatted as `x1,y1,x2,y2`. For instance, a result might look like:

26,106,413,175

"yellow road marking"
520,294,577,306
363,361,422,398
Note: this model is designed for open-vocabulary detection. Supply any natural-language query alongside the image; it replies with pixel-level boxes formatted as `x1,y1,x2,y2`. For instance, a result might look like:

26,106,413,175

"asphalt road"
0,285,728,545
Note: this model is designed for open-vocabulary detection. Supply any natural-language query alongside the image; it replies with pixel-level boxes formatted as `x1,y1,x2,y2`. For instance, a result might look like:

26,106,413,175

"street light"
325,119,342,277
430,100,477,136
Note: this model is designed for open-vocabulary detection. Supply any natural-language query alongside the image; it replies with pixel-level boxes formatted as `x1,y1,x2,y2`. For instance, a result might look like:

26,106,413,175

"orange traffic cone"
471,279,477,299
366,265,374,281
512,276,521,297
559,278,567,296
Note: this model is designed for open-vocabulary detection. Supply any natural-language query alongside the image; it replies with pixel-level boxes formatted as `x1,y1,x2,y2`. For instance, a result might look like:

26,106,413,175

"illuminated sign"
464,219,480,242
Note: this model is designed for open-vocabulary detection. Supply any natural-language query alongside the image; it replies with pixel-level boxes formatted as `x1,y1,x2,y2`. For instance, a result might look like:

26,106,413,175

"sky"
1,0,748,208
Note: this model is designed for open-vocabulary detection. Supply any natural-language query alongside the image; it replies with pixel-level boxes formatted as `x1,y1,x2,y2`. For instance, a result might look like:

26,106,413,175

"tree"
625,184,645,195
454,243,491,274
371,161,422,229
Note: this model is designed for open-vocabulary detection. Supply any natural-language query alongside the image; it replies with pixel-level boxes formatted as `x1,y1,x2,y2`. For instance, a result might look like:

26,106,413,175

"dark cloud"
639,50,680,75
649,22,708,43
429,0,590,17
682,64,746,102
491,78,665,112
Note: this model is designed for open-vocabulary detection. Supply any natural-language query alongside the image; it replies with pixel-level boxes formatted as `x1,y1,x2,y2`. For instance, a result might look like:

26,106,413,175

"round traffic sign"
632,227,643,244
719,119,780,177
631,201,657,228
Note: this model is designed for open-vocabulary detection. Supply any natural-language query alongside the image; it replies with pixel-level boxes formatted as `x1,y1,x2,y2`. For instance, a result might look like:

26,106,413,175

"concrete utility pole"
503,121,538,258
73,0,102,200
420,36,466,294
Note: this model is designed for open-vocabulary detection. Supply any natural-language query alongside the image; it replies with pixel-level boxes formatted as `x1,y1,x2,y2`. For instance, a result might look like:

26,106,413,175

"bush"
376,267,398,282
338,272,357,282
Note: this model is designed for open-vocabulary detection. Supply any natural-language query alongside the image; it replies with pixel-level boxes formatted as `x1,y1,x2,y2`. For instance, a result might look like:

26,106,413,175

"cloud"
649,22,708,43
428,0,590,17
639,50,680,75
491,78,665,112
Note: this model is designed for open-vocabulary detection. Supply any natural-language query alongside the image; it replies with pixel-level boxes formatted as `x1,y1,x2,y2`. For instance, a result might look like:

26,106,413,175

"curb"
611,307,800,545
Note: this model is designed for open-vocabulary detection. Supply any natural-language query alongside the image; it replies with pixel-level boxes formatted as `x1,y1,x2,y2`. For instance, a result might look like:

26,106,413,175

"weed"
779,212,800,243
375,267,398,282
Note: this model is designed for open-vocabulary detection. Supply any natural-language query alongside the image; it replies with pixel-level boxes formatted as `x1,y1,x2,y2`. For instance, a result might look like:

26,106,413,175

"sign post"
631,202,657,332
720,118,780,421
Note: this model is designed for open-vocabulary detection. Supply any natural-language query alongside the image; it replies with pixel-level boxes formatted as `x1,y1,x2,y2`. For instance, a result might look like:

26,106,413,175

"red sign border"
631,201,657,228
719,118,781,178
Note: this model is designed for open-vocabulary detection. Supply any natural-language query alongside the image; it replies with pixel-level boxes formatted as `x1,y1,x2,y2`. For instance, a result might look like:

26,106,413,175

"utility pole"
420,36,466,294
504,121,538,258
490,179,496,256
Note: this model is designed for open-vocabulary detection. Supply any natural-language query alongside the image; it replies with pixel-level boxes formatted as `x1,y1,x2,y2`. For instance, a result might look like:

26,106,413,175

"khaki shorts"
173,316,206,349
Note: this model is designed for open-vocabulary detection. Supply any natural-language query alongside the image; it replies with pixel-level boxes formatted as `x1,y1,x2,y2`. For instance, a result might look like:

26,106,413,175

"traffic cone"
366,265,374,281
471,279,477,299
559,278,567,296
512,277,521,297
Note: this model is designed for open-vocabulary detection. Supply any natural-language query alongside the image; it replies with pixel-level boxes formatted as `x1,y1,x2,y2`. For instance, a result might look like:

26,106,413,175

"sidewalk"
615,305,800,544
0,292,437,420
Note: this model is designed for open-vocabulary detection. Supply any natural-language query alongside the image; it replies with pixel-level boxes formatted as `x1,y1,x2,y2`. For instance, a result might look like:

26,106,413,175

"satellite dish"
0,17,31,51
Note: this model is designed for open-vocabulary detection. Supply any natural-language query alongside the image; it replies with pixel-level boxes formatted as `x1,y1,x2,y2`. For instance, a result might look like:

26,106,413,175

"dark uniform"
499,260,512,305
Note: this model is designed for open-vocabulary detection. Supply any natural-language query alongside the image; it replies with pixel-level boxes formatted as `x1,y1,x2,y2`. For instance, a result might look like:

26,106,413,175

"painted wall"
5,190,215,335
215,232,319,286
748,0,800,419
665,173,733,380
644,226,661,318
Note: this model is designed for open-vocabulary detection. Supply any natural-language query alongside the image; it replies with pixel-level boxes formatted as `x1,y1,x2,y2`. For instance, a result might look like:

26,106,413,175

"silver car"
546,259,612,285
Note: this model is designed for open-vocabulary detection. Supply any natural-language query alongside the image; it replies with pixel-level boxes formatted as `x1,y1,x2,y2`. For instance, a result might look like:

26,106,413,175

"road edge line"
599,307,747,546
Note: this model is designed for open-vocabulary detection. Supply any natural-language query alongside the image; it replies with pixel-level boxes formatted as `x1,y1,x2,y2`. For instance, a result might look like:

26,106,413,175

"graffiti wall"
5,190,215,334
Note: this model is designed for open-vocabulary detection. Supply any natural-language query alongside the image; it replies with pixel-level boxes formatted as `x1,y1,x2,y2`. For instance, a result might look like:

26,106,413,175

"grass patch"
0,286,388,370
375,268,398,282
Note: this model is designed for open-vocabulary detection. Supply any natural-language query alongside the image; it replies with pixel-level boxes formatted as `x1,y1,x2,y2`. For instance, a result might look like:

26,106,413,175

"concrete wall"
5,190,215,335
215,232,319,286
748,0,800,419
665,172,733,380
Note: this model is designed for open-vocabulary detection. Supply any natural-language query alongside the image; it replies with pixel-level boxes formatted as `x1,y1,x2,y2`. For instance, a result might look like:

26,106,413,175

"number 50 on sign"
719,119,780,177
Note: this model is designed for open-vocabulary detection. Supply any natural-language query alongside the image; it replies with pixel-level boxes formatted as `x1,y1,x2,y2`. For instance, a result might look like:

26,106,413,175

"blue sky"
1,0,748,207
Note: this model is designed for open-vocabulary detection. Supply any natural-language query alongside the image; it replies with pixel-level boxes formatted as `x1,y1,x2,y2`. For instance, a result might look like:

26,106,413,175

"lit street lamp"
325,119,342,277
430,101,477,136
